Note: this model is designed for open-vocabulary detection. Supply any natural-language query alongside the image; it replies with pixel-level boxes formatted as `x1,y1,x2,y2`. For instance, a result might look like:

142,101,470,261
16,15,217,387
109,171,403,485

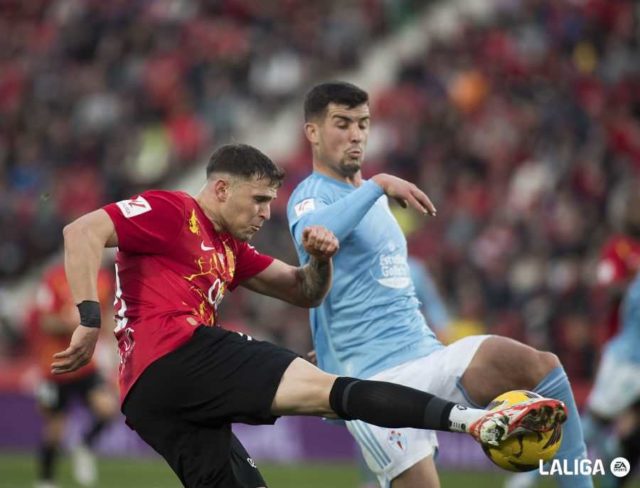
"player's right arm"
242,226,338,307
290,173,436,245
51,210,117,375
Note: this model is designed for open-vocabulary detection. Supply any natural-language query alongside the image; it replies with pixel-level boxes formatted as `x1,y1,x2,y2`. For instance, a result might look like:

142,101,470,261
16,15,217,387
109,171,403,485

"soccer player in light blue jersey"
583,270,640,486
287,82,591,488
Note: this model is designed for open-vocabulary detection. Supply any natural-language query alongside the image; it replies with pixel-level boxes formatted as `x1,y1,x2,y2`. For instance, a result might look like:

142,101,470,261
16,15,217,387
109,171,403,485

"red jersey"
597,234,640,286
103,190,274,403
34,264,113,383
596,234,640,337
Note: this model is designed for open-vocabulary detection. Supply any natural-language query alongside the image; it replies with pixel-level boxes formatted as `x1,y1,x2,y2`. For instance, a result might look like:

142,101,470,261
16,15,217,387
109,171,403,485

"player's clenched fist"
302,226,339,261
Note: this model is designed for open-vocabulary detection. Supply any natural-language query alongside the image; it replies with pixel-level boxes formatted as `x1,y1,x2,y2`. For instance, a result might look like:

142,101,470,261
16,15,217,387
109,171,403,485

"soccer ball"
482,390,563,472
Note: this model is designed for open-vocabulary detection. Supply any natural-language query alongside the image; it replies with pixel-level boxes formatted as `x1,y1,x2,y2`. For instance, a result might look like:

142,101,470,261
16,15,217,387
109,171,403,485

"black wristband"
77,300,101,328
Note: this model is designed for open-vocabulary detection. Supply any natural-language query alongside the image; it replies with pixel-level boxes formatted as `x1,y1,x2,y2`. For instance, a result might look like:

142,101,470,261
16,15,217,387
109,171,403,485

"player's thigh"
125,408,248,488
347,419,438,488
461,335,560,406
270,357,337,417
126,326,299,426
39,410,66,443
36,380,68,439
366,335,488,406
588,351,640,419
229,433,268,488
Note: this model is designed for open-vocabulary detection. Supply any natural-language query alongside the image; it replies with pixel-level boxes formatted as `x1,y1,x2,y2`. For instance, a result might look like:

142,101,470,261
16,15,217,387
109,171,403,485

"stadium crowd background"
0,0,639,420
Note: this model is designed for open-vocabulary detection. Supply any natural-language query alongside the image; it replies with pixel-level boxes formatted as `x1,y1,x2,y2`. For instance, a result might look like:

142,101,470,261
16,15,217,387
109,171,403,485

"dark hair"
304,82,369,121
206,143,285,187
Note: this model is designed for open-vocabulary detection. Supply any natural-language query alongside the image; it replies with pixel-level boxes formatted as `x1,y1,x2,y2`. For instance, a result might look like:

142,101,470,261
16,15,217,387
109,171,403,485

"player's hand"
302,226,339,261
51,325,99,375
371,173,437,216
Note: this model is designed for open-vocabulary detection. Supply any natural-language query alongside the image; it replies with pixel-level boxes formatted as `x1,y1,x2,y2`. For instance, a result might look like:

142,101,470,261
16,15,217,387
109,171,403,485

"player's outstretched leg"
330,377,567,446
272,359,567,446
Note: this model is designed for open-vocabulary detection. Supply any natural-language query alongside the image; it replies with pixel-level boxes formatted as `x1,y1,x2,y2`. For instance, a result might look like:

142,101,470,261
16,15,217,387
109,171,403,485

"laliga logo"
539,457,630,477
610,457,631,478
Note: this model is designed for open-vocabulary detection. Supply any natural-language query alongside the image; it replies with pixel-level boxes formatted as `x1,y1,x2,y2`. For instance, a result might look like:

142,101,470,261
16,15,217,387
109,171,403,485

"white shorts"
587,348,640,419
346,335,490,487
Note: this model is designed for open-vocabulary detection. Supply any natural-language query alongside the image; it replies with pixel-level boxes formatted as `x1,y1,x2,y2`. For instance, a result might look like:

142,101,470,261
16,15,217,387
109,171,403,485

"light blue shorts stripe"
351,421,391,468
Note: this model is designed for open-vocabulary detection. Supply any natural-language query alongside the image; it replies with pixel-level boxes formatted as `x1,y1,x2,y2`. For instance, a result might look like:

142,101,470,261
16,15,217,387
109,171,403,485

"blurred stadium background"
1,0,640,486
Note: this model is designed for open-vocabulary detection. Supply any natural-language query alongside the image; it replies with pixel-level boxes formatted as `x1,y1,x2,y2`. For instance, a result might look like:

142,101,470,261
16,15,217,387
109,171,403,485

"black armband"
77,300,101,328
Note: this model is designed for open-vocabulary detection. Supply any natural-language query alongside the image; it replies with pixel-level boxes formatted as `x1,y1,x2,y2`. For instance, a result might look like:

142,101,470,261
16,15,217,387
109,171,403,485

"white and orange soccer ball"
482,390,563,472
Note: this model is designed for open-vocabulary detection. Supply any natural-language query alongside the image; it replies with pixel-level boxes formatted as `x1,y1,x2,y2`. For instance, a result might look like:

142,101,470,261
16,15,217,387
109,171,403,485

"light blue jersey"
287,172,443,378
605,271,640,362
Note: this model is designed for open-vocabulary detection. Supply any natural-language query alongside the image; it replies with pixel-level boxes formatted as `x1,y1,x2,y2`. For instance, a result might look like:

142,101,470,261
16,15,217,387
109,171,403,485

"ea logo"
610,457,630,478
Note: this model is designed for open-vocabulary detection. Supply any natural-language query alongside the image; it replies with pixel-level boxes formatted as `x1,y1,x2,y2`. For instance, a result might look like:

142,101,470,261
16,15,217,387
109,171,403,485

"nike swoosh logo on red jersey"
201,242,216,251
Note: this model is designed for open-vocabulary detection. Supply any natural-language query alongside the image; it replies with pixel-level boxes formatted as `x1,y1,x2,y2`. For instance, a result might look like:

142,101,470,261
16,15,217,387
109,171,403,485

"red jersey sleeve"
103,191,185,254
228,241,274,290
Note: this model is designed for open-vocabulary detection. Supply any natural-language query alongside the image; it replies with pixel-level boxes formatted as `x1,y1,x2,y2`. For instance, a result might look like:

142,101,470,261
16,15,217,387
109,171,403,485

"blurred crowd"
0,0,424,278
1,0,640,398
276,0,640,393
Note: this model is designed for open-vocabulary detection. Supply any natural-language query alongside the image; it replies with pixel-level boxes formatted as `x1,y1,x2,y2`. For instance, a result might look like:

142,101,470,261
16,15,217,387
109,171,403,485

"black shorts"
123,325,298,488
36,371,104,413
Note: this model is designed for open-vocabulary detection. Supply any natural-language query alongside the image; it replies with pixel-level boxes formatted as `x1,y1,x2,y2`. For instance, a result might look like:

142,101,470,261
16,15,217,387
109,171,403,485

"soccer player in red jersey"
596,190,640,340
52,144,566,487
33,262,117,488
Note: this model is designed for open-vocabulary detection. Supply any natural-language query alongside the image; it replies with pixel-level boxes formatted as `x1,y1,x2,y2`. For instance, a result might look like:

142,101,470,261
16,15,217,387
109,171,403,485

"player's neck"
312,163,362,187
193,192,225,233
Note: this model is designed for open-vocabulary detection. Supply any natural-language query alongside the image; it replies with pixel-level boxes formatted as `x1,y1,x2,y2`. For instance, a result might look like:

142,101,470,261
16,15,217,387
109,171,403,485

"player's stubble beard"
337,154,363,178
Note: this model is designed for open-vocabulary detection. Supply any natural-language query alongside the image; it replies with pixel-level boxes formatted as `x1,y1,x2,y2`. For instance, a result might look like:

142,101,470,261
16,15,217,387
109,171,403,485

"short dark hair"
304,82,369,121
206,143,285,187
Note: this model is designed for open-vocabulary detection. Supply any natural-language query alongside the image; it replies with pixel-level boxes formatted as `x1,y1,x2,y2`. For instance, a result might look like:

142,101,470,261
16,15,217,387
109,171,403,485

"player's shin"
329,377,485,432
534,367,593,488
38,442,58,482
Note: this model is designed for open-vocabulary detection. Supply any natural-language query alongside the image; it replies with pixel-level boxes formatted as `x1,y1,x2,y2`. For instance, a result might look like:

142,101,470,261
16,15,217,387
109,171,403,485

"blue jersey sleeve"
621,274,640,335
288,179,384,245
408,257,450,332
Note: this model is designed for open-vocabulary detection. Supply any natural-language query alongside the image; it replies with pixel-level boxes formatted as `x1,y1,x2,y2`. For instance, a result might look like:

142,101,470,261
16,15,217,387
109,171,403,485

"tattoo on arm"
298,258,332,305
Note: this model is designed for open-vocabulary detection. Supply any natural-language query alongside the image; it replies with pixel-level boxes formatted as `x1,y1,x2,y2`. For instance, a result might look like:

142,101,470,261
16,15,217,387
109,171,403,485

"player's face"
310,103,370,178
223,176,277,241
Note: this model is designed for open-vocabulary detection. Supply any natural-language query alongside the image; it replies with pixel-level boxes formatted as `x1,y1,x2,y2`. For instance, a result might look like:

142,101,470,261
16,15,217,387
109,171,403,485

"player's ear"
304,122,319,145
212,178,230,202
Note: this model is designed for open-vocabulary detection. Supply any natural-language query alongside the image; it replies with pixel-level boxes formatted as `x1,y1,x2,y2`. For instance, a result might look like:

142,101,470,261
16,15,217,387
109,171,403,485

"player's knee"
94,399,117,420
538,350,561,374
271,358,336,416
529,350,561,383
90,390,118,419
43,417,65,442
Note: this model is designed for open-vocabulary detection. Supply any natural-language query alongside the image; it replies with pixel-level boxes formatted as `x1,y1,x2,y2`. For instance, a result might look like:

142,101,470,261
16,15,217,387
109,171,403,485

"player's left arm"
242,226,338,307
52,210,117,375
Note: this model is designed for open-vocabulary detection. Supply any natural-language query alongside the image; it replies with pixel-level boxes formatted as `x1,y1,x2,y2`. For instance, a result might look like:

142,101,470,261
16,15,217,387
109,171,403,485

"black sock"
38,442,58,481
83,419,107,447
329,377,455,431
619,425,640,485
